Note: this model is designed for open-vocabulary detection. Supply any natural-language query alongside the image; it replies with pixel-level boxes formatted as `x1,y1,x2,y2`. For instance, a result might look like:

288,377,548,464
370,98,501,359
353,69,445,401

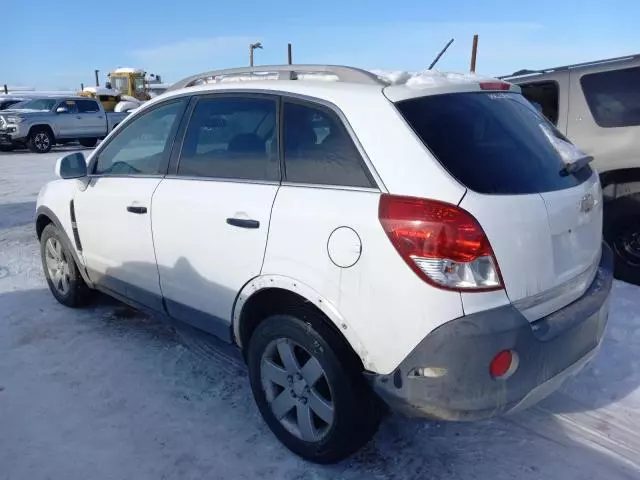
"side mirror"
55,152,87,179
56,106,70,114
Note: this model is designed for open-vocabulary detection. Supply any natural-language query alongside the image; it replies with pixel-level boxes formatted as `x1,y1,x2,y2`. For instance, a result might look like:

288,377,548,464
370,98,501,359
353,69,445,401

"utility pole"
3,84,7,94
470,34,479,73
287,43,293,65
81,83,84,91
94,69,100,87
249,42,263,67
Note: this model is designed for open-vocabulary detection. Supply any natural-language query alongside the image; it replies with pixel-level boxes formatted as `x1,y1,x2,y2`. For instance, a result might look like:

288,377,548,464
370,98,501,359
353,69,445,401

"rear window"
395,92,591,195
581,67,640,128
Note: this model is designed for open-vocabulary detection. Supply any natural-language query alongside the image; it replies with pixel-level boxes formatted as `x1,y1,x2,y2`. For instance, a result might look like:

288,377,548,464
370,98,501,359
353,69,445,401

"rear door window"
77,99,101,113
581,66,640,128
395,92,591,195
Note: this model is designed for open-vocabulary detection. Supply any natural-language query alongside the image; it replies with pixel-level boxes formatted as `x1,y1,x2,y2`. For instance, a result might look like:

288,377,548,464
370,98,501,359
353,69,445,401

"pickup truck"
0,96,129,153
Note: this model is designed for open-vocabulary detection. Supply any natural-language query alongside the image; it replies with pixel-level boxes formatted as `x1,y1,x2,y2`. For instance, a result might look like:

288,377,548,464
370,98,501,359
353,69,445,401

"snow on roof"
83,86,119,96
371,69,497,88
186,68,500,89
112,67,145,74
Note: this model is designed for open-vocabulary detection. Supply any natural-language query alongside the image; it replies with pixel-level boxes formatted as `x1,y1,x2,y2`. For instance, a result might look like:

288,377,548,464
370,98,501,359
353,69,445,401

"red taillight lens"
378,194,503,291
479,81,511,91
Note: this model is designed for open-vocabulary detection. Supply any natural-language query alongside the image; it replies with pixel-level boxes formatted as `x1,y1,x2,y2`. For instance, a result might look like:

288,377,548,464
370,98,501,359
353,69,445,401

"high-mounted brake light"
479,81,511,91
378,194,503,291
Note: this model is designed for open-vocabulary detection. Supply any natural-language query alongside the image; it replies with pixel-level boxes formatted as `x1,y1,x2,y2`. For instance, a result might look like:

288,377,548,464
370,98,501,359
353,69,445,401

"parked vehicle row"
0,96,128,153
503,53,640,286
36,65,613,463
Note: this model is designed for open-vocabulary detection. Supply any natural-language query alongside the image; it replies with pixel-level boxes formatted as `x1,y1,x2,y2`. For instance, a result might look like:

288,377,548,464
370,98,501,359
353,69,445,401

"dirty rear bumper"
367,242,614,421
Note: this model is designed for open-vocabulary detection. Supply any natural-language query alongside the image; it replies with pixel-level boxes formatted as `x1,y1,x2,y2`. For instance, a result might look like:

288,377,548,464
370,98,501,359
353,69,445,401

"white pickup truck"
0,96,129,153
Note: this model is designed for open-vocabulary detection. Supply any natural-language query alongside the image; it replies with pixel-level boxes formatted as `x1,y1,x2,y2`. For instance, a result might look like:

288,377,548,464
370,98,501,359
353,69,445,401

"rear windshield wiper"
559,154,594,177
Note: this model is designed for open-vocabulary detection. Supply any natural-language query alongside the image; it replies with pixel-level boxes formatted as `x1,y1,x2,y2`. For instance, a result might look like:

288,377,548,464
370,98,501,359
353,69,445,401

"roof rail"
499,53,640,80
166,64,386,92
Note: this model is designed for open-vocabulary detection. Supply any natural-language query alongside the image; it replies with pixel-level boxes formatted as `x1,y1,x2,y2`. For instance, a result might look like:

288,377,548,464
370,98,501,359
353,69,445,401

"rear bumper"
368,242,614,421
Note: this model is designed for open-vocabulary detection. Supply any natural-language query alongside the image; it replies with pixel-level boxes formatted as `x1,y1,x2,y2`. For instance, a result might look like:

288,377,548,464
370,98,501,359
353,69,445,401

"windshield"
395,92,592,195
134,77,145,93
11,98,57,111
113,77,129,93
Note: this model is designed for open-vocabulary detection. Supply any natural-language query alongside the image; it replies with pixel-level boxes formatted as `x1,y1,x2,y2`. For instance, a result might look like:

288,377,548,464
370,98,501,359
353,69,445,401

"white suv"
36,65,614,464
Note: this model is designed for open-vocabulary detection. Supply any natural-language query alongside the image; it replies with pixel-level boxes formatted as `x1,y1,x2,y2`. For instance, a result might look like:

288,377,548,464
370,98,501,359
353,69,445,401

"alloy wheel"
44,237,70,295
260,338,335,442
34,132,50,152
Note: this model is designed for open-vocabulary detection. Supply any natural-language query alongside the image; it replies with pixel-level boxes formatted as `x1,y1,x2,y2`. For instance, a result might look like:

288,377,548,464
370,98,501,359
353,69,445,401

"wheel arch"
35,206,93,287
28,123,56,141
233,275,372,371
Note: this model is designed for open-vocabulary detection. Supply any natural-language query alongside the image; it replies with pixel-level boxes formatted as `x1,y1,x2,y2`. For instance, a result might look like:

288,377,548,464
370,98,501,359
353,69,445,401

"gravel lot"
1,148,640,480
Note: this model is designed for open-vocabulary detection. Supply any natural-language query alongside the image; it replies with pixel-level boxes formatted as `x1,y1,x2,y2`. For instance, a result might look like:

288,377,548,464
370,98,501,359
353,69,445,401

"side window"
519,81,559,125
178,96,278,181
58,100,79,114
283,101,374,188
581,67,640,128
94,98,187,176
77,99,100,113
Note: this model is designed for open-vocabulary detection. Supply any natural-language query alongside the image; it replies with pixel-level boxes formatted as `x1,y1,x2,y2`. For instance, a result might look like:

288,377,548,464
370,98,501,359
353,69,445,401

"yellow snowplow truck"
106,67,152,101
79,68,156,113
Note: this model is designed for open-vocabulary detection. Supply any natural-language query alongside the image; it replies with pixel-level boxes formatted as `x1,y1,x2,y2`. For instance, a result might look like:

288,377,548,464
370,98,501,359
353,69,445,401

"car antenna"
428,38,454,70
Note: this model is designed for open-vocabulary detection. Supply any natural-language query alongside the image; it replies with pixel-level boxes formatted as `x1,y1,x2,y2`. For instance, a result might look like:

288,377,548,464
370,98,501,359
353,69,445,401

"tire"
604,193,640,285
79,137,97,148
40,224,93,307
27,128,53,153
247,312,381,464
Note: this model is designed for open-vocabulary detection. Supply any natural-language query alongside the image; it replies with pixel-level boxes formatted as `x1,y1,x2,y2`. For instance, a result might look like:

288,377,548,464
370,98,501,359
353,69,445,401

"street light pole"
249,42,263,67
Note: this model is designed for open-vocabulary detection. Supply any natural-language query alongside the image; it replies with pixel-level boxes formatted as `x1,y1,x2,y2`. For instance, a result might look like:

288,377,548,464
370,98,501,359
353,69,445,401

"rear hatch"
394,90,602,320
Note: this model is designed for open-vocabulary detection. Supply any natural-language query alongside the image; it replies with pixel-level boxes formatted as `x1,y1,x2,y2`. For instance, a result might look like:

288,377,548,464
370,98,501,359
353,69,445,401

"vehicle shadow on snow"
0,145,94,155
0,201,36,230
1,256,638,478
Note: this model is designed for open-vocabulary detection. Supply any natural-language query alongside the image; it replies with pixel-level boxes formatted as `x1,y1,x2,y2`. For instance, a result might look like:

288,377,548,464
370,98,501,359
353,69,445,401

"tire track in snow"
507,393,640,475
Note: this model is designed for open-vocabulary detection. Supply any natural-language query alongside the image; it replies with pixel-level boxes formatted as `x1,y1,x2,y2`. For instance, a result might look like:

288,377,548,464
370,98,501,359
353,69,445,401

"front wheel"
247,313,381,464
40,224,93,307
27,128,53,153
604,194,640,285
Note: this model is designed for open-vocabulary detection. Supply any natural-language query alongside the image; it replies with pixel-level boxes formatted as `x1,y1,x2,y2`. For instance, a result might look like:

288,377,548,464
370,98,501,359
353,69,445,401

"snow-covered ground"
1,149,640,480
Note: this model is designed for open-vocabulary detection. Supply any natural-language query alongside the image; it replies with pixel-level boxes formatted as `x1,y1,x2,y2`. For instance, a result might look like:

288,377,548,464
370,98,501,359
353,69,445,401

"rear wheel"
79,137,97,148
604,193,640,285
247,312,381,464
40,224,93,307
27,128,53,153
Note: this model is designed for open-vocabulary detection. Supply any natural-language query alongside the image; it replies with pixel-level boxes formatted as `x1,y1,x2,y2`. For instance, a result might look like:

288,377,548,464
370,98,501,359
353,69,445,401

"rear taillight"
378,194,503,291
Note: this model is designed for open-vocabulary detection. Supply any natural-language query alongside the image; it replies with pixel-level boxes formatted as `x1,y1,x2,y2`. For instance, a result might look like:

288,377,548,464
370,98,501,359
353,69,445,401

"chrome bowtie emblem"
580,193,595,213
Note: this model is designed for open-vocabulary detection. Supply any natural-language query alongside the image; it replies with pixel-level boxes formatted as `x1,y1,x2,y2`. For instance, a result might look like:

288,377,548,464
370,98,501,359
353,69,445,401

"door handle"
127,205,148,214
226,218,259,229
76,116,82,119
